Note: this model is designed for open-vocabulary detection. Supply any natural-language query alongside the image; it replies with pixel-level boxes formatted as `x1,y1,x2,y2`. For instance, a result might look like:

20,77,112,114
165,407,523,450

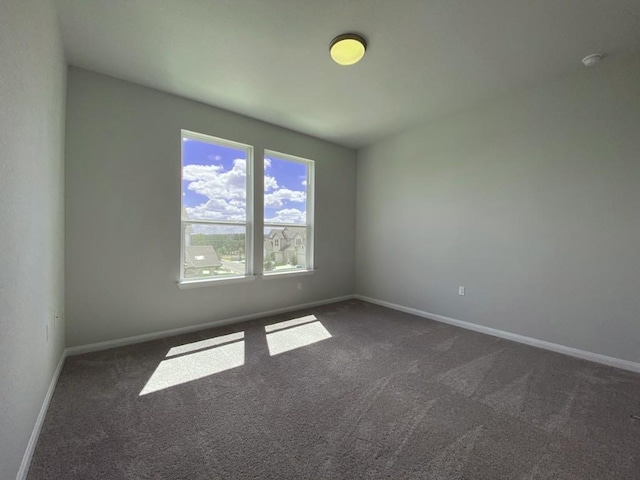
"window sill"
262,269,316,280
177,275,258,289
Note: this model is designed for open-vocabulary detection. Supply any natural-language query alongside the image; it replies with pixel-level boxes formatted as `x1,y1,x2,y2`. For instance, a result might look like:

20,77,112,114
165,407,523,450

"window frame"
179,129,254,286
263,149,315,277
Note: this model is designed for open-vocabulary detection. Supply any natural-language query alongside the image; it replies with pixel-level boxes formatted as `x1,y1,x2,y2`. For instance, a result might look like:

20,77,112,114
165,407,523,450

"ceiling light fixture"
330,33,367,66
582,53,606,67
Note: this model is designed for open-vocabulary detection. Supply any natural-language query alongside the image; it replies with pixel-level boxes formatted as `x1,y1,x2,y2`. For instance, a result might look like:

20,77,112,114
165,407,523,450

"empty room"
2,0,640,479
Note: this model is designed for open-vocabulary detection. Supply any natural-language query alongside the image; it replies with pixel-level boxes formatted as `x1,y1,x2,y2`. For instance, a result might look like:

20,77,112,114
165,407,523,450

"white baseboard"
16,352,67,480
21,293,637,479
66,294,356,356
354,295,640,374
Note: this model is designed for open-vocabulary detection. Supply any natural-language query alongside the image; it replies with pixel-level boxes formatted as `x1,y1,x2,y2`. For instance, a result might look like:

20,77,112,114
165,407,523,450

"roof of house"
282,226,305,239
266,227,305,239
184,245,221,269
269,230,285,239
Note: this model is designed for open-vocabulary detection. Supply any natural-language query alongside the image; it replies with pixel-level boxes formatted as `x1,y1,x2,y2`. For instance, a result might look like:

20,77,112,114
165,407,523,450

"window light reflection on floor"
166,331,244,357
265,315,332,356
139,332,245,396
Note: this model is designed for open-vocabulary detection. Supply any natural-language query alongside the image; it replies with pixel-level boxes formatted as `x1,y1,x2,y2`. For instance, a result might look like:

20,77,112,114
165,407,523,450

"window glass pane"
263,226,307,272
184,224,246,278
182,136,247,222
264,156,307,224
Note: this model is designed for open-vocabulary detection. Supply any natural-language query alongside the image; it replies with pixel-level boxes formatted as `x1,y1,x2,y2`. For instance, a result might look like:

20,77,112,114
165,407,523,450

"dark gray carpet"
28,300,640,479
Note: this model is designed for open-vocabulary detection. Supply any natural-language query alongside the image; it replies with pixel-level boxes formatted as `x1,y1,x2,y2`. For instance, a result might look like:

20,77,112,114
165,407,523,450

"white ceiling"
54,0,640,148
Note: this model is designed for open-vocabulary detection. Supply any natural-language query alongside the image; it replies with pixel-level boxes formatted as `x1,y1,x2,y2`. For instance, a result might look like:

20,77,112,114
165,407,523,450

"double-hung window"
180,131,314,285
180,130,253,282
263,150,314,274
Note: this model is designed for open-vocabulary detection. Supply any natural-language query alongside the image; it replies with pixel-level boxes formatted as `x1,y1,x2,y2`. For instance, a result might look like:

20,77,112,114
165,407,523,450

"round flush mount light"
330,33,367,66
582,53,606,67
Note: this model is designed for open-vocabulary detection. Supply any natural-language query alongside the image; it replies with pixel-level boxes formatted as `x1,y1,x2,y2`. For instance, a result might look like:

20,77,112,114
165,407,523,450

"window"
181,131,253,282
263,150,314,274
179,131,314,285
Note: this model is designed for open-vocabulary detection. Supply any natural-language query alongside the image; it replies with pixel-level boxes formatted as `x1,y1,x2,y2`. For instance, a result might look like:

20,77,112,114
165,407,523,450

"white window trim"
263,149,315,278
177,275,258,289
179,130,254,285
261,269,316,280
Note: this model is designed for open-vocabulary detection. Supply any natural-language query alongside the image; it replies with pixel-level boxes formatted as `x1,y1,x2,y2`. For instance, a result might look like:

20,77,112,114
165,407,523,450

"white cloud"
183,158,305,222
265,174,279,192
301,180,307,186
263,159,279,191
183,159,247,220
264,188,306,208
184,159,246,199
265,208,306,224
186,200,246,221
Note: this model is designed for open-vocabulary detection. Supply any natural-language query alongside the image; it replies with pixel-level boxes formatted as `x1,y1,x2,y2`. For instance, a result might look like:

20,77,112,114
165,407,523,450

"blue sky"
182,137,307,225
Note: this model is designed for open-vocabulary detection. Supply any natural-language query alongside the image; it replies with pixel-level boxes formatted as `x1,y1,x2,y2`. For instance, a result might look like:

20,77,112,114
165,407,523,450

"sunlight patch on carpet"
140,332,245,395
166,331,245,357
265,315,331,356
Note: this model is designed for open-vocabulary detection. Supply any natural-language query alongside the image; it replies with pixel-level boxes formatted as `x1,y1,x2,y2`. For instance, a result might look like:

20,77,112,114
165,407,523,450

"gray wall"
356,54,640,364
0,1,67,478
65,68,356,347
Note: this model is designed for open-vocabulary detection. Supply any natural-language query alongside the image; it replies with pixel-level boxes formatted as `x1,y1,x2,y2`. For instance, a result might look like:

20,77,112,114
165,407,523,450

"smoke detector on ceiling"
581,53,606,67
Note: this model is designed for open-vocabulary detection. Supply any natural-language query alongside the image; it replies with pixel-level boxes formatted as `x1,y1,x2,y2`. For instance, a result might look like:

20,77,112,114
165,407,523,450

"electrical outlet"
297,282,303,291
458,286,465,296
